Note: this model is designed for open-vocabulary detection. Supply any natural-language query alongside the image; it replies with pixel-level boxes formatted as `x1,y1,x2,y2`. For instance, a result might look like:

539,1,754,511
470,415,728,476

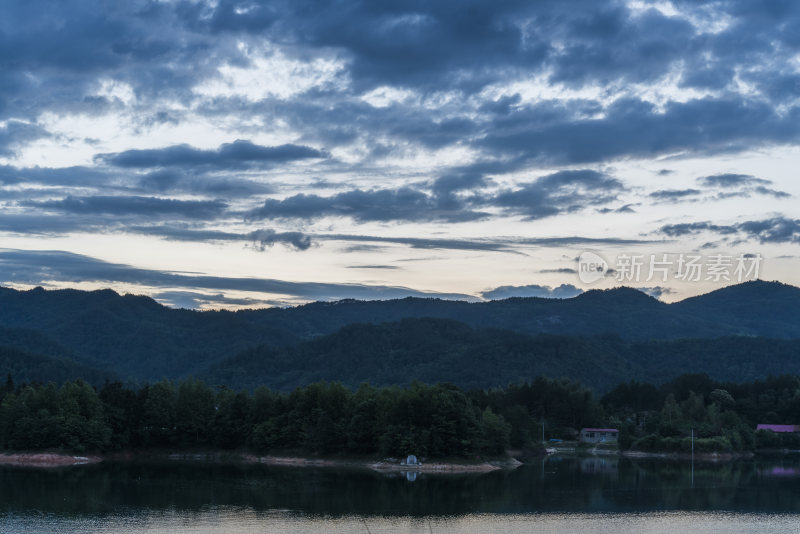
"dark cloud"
324,233,661,251
752,186,791,199
479,94,522,115
125,225,312,251
549,6,696,87
658,222,738,238
98,140,327,169
658,217,800,244
695,173,791,199
261,97,485,155
0,121,50,156
489,169,624,219
308,178,341,189
177,0,779,104
247,187,487,223
649,189,702,201
597,203,636,214
2,1,796,204
0,164,272,198
480,96,800,165
0,165,111,188
247,169,625,222
225,0,551,92
247,229,312,251
1,0,799,162
136,169,274,197
0,214,112,235
617,204,637,213
0,1,225,122
737,217,800,244
672,0,800,100
539,268,578,274
697,173,771,188
320,234,660,254
0,249,476,302
0,212,657,254
481,283,583,300
431,171,489,196
21,195,227,219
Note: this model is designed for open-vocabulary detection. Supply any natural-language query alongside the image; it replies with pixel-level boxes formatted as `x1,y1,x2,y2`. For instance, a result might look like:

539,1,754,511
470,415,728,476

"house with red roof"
756,424,800,433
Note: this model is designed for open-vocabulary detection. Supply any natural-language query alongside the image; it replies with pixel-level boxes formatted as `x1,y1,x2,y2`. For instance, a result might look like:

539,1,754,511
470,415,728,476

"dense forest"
201,320,800,392
0,281,798,384
4,317,800,393
1,373,799,457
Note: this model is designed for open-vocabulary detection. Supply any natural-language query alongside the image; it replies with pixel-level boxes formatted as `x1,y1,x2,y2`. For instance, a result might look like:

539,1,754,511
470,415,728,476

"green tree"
175,379,215,447
213,388,252,449
478,407,511,455
141,380,176,447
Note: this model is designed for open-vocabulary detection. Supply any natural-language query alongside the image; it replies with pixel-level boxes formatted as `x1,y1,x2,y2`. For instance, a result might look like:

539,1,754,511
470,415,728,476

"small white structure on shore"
402,454,419,466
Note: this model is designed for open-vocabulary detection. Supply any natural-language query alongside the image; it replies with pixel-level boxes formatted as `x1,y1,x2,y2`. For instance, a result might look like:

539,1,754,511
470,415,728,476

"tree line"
1,373,799,456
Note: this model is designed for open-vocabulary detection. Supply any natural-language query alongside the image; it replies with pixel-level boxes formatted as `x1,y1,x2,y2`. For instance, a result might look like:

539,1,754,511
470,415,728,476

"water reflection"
1,456,800,519
759,466,800,478
579,457,618,475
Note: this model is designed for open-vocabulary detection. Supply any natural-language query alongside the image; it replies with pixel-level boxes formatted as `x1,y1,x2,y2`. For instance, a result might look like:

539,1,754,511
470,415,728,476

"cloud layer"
1,0,799,305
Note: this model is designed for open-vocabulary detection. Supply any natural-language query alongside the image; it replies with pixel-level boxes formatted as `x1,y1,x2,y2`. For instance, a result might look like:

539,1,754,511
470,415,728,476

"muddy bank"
171,452,521,473
0,450,521,473
0,453,102,468
239,454,521,473
368,459,520,473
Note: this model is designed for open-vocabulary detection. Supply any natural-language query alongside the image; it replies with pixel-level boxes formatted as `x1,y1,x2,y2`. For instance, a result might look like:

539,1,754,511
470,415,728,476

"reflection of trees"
1,458,800,517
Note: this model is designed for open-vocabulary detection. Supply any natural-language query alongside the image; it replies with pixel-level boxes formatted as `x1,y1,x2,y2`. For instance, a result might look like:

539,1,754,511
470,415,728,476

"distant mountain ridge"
201,318,800,392
0,280,797,385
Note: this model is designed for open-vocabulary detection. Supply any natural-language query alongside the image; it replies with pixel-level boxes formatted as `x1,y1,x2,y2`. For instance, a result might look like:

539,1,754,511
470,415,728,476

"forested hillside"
202,319,800,392
0,281,797,387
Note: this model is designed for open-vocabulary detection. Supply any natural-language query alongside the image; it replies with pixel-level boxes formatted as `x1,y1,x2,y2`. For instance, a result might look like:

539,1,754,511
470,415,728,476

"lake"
2,456,800,533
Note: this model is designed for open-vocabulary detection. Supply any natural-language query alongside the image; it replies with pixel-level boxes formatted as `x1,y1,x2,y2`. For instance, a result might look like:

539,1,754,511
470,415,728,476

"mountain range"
0,280,797,390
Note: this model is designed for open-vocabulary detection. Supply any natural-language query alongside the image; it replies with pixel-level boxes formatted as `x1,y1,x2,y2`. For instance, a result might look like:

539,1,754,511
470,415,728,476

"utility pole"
691,427,695,488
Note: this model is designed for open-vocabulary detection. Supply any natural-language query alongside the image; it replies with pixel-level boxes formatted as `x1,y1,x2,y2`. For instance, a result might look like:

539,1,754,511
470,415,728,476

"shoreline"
3,448,780,469
208,453,522,473
0,453,102,468
0,450,521,473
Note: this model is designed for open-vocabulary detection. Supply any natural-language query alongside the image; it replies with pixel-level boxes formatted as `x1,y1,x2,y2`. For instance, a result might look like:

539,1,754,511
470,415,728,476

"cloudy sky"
1,0,799,308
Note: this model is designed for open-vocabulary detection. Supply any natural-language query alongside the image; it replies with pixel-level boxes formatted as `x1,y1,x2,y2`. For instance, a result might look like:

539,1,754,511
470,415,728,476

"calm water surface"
2,456,800,533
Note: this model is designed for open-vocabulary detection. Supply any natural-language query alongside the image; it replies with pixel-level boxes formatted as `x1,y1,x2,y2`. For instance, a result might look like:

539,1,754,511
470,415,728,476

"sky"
0,0,799,309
